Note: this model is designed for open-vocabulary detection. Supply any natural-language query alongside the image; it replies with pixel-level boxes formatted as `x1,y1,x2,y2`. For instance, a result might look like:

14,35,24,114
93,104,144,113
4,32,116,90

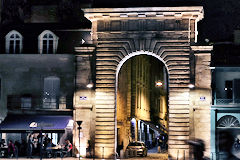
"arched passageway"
116,53,168,156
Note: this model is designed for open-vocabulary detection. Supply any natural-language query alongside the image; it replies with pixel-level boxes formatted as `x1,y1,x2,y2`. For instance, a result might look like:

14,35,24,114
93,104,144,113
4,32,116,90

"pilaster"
73,46,96,157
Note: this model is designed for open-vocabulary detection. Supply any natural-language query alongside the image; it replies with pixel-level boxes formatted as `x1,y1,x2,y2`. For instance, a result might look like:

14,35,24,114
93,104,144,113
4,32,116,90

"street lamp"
76,121,82,160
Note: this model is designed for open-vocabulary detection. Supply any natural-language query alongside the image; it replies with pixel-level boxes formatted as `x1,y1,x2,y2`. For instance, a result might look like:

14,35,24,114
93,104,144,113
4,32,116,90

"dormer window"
38,30,58,54
5,30,23,54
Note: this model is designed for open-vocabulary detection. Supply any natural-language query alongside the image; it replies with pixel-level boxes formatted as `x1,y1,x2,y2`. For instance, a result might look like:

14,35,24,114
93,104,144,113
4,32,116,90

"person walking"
187,139,205,160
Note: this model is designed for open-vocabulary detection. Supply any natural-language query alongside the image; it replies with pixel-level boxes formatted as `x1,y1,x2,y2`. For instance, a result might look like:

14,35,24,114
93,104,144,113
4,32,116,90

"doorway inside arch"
116,54,168,157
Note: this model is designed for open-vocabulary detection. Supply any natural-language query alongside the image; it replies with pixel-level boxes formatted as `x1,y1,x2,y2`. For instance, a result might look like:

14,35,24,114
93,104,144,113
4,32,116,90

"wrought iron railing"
7,95,73,110
215,98,240,105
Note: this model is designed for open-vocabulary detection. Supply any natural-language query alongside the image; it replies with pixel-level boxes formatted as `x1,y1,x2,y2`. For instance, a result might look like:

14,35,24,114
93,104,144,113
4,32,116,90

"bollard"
124,149,129,158
120,149,124,159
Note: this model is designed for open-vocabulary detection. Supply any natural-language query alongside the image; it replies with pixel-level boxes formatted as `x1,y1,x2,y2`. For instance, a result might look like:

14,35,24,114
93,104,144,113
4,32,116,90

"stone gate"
74,7,212,159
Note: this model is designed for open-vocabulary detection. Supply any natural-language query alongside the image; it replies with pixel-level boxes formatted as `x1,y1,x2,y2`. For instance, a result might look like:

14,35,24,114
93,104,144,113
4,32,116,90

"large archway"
81,7,212,159
116,52,169,157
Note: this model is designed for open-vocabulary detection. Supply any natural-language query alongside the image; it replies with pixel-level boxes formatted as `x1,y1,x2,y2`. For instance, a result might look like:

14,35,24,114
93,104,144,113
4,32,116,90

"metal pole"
40,129,43,160
79,128,80,160
78,127,81,160
102,147,104,159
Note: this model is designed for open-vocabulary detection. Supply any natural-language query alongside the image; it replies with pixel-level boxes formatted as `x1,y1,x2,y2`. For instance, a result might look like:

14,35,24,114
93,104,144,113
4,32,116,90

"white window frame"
5,30,23,54
38,30,59,54
43,76,60,109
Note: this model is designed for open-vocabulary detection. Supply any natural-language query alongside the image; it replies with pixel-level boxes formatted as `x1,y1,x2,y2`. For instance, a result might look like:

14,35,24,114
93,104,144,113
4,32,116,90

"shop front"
0,114,73,158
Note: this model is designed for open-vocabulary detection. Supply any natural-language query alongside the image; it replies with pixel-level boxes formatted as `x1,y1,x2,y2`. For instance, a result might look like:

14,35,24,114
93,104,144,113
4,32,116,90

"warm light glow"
87,83,93,88
188,84,195,89
131,118,136,123
155,81,163,87
67,119,74,127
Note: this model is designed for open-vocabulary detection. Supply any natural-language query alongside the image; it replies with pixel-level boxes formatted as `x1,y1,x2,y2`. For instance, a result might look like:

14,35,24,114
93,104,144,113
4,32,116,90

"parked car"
127,141,148,157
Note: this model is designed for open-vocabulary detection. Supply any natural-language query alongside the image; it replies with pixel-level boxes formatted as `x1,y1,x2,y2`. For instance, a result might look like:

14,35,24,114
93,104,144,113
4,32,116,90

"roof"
92,0,202,8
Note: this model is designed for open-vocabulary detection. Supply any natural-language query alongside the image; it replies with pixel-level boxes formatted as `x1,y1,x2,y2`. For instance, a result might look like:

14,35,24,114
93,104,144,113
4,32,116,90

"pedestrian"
187,139,205,160
20,139,27,156
8,140,15,158
87,140,92,157
27,134,34,158
63,140,72,157
43,134,50,150
14,140,20,158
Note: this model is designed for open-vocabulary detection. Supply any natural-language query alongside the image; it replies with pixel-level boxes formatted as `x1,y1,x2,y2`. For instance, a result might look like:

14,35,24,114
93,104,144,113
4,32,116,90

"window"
21,96,32,109
0,78,1,99
5,30,23,54
225,80,233,99
38,30,58,54
43,76,60,109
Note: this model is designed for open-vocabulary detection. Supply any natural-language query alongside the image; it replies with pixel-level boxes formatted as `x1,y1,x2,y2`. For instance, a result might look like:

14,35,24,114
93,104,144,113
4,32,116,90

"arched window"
217,115,240,128
38,30,58,54
5,30,23,54
43,76,60,109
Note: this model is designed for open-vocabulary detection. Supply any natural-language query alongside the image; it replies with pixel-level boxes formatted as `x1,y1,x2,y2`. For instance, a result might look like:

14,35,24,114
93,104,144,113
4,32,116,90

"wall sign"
80,96,87,100
200,96,206,101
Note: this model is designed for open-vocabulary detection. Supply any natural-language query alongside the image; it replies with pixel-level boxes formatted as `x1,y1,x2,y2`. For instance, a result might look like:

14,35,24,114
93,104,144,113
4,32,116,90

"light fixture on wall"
188,84,195,89
86,79,93,88
155,81,163,87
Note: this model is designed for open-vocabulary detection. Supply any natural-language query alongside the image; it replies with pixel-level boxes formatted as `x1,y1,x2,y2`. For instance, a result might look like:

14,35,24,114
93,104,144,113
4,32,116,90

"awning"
0,115,72,133
141,120,167,134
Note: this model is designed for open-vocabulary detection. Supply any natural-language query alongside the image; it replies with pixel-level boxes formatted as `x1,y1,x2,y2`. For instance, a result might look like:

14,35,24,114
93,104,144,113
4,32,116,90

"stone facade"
74,7,213,159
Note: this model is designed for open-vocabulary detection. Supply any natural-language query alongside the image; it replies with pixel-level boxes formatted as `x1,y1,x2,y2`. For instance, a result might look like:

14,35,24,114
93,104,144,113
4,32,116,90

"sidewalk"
0,152,168,160
0,153,168,160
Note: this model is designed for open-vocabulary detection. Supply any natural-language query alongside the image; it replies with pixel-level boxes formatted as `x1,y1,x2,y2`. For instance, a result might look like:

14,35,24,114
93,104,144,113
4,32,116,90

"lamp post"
76,121,82,160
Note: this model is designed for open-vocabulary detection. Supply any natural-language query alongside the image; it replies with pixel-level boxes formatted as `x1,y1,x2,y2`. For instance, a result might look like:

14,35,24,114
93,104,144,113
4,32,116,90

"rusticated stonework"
80,7,212,159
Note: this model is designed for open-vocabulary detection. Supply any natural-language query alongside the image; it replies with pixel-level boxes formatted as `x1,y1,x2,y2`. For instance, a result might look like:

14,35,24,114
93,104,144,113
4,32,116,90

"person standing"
27,134,34,158
14,140,20,158
8,140,15,158
63,140,72,157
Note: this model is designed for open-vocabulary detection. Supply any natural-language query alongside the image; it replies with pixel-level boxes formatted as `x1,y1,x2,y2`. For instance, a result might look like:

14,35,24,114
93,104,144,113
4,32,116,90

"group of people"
0,139,22,158
0,134,73,158
27,134,73,158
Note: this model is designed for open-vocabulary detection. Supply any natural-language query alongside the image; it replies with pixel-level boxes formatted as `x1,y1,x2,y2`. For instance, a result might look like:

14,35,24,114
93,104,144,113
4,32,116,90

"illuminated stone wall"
82,7,212,159
73,47,96,157
189,47,212,158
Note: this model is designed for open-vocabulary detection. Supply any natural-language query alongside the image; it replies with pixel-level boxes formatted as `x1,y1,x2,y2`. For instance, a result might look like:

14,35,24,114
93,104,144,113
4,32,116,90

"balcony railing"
214,98,240,105
7,95,73,110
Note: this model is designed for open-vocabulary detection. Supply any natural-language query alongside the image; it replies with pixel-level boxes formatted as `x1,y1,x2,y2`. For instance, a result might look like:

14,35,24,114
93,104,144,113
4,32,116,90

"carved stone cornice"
83,7,204,21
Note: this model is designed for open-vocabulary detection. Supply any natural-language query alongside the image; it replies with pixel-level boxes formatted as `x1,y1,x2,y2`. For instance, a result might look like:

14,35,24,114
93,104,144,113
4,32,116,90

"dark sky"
92,0,240,43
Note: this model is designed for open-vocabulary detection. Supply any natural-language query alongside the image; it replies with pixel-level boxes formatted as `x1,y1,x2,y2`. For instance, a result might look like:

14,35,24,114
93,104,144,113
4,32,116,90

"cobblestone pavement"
0,153,168,160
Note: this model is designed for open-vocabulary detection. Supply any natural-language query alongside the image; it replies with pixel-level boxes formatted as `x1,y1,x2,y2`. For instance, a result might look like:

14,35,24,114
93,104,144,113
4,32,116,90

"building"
210,39,240,159
0,0,92,157
0,0,213,159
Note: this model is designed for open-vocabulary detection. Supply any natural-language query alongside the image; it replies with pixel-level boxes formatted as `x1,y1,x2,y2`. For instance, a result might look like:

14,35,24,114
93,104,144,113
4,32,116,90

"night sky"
92,0,240,44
